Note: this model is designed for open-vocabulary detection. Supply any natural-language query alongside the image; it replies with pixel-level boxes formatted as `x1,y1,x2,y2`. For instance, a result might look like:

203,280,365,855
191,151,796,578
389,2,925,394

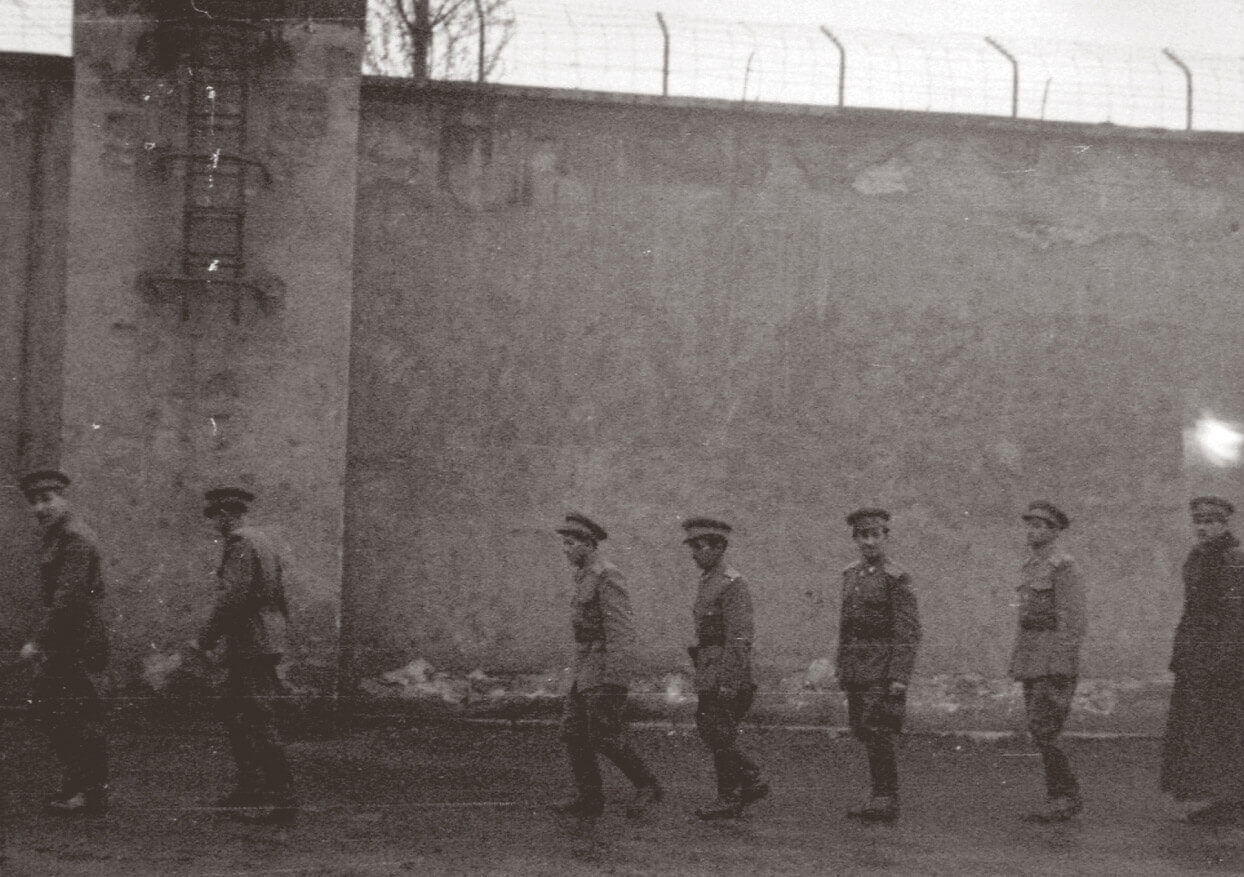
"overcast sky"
4,1,1242,129
610,0,1244,53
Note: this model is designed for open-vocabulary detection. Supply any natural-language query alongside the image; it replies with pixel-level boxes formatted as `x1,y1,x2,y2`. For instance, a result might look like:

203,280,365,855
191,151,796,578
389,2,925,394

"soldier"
837,508,920,823
550,513,662,819
1161,496,1244,824
682,517,769,819
1010,501,1087,823
18,468,110,815
192,486,296,824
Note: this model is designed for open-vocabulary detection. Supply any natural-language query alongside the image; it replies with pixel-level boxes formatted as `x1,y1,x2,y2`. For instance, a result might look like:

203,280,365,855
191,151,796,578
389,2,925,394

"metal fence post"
819,26,845,107
1162,48,1193,130
470,0,485,82
656,12,670,96
472,0,485,82
741,22,757,101
984,36,1018,118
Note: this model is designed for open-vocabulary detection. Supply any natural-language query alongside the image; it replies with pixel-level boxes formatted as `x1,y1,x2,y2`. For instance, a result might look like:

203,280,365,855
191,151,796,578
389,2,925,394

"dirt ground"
4,712,1244,876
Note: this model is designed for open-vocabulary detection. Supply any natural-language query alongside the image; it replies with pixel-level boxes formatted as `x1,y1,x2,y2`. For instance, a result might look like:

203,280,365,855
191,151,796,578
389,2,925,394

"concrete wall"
57,3,363,690
346,82,1244,686
7,33,1244,709
0,55,73,677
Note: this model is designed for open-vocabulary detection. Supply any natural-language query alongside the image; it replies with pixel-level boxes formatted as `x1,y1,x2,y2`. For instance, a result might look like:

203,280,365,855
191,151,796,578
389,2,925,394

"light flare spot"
1187,415,1244,467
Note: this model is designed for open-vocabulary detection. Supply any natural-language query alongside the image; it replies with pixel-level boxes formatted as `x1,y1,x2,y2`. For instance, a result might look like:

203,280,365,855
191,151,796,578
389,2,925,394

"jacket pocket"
847,594,891,639
696,613,725,646
1020,589,1056,631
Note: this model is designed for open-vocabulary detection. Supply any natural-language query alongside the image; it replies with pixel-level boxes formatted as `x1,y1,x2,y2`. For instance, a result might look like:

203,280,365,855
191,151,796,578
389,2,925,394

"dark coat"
199,526,289,664
1169,532,1244,685
836,559,920,688
1161,531,1244,800
35,514,109,671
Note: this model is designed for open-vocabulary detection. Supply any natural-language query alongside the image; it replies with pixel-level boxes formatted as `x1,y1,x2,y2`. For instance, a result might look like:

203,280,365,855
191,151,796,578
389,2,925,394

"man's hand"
887,680,908,696
181,639,217,673
19,641,41,662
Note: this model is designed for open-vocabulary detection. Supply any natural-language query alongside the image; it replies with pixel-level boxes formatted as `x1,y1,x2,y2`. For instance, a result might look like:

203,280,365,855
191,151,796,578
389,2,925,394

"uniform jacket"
836,558,920,688
35,513,109,670
1170,532,1244,686
691,560,754,693
199,526,289,663
1008,547,1087,680
569,557,638,690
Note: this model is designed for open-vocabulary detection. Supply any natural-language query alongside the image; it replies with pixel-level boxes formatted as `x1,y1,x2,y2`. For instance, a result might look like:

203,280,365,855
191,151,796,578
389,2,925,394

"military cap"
19,468,70,497
203,485,255,516
556,512,607,543
681,517,732,543
846,507,890,529
1190,495,1234,520
1022,500,1070,530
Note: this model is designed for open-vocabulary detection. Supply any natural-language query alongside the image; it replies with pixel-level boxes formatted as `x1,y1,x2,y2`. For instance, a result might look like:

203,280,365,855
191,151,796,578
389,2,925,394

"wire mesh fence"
365,0,1244,134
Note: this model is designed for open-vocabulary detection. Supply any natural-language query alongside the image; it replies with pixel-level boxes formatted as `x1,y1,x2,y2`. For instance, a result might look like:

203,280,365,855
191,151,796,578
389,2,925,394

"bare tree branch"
366,0,515,83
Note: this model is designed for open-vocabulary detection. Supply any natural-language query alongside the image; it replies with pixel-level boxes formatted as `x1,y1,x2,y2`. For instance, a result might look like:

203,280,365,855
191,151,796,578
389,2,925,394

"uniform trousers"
30,659,109,796
695,685,762,797
1022,675,1079,799
221,659,294,803
846,684,906,798
560,683,657,802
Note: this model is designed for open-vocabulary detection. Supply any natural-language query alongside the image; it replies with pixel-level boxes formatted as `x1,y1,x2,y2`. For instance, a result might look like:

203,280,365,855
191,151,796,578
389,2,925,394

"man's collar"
41,512,71,538
700,557,724,578
1027,540,1058,561
1200,531,1239,551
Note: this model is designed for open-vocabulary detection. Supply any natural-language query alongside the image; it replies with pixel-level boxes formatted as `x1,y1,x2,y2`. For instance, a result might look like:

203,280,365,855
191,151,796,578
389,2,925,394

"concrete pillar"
63,0,365,692
0,55,73,684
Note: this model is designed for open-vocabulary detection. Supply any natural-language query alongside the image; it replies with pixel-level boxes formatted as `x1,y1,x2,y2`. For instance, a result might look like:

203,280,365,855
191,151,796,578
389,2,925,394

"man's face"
1193,514,1228,544
562,535,592,567
27,489,69,528
853,525,888,563
1025,517,1059,549
688,538,724,571
209,508,240,537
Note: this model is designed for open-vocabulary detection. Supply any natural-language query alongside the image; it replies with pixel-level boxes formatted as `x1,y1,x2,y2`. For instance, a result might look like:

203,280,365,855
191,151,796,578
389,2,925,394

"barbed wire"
369,1,1244,134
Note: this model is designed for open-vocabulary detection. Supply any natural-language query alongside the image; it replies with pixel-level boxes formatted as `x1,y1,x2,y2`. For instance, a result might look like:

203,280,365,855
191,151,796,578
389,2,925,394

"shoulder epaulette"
883,560,908,578
843,559,863,573
724,567,742,581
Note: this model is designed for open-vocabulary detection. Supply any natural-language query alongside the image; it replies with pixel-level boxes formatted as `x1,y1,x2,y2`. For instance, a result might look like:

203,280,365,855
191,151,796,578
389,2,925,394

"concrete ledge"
362,74,1244,145
0,659,1175,737
349,662,1175,737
